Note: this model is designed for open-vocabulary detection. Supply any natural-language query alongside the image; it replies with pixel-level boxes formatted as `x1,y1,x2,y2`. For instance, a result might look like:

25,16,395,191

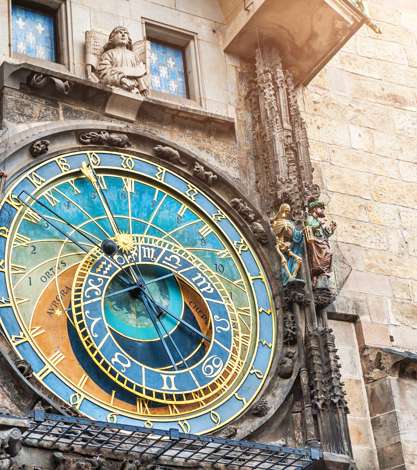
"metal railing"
13,410,322,469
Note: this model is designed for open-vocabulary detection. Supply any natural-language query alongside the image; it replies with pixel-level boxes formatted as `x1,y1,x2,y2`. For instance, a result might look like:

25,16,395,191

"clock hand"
18,192,134,288
149,302,191,371
140,288,210,343
139,293,178,371
80,163,142,285
81,161,120,236
145,272,175,286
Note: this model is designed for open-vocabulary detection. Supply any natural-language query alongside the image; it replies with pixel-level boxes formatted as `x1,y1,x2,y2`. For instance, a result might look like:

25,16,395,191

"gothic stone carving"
27,72,72,95
54,452,107,470
15,358,33,378
0,428,22,470
250,398,270,417
361,346,417,383
230,198,268,245
85,27,149,96
30,139,50,157
78,131,130,148
248,44,314,217
192,162,217,186
283,310,297,346
153,145,187,165
230,198,255,223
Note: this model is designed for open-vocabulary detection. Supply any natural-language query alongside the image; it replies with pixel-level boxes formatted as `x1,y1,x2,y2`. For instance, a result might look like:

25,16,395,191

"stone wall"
301,0,417,468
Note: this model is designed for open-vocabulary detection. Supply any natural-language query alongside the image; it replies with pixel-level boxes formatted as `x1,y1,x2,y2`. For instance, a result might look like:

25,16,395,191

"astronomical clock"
0,147,277,435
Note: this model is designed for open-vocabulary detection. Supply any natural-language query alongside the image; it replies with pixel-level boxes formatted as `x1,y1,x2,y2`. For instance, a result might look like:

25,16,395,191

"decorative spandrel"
149,41,187,98
12,3,56,62
85,27,149,96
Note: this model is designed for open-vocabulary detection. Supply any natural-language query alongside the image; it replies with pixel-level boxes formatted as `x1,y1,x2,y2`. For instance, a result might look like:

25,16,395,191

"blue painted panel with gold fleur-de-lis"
12,3,56,62
150,41,187,98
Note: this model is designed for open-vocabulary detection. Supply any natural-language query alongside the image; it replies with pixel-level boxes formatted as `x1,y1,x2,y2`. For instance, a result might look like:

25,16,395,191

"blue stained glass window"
149,41,187,98
12,3,57,62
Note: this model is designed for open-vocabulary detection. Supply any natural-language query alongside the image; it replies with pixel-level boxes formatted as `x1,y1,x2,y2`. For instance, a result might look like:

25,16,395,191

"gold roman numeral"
122,177,134,193
37,350,65,379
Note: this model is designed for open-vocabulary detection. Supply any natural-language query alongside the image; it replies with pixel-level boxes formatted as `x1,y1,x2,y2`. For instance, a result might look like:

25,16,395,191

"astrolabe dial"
0,150,276,434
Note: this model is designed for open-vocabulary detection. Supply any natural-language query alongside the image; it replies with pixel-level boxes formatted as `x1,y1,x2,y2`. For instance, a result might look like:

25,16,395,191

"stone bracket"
0,61,235,128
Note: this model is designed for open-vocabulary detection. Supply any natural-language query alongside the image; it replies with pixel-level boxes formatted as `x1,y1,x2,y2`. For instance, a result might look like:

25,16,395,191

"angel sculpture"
85,26,149,96
271,203,304,286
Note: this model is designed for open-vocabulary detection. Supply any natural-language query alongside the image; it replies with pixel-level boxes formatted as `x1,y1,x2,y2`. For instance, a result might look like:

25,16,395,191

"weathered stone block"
367,295,391,324
344,379,370,418
333,217,388,250
363,250,417,280
367,202,400,228
327,193,368,222
344,271,392,297
366,378,395,416
351,446,379,470
357,37,408,65
360,322,391,348
322,165,372,199
371,411,401,448
348,417,375,447
390,278,411,300
377,441,405,469
391,301,417,328
3,90,59,124
372,176,417,208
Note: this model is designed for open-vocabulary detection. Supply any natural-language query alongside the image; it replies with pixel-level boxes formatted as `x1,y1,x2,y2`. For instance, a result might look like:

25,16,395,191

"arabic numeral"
202,355,223,378
215,263,224,273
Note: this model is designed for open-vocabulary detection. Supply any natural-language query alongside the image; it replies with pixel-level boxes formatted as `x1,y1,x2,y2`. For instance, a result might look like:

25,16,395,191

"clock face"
0,150,275,434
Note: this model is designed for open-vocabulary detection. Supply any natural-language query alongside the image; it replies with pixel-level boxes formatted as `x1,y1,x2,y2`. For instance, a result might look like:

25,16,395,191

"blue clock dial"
0,150,276,434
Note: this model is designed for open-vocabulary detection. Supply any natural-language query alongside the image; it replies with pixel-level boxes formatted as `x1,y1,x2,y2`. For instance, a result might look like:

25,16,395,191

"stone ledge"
0,61,235,129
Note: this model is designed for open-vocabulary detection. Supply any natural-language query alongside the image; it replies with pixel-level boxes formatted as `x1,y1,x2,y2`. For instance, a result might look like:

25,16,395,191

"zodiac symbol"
84,277,104,298
202,355,223,378
85,310,102,338
96,260,112,276
214,316,230,333
111,352,131,372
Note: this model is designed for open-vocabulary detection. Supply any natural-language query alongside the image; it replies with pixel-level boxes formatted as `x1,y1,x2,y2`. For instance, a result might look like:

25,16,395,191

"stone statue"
304,198,336,288
86,27,149,96
271,203,304,286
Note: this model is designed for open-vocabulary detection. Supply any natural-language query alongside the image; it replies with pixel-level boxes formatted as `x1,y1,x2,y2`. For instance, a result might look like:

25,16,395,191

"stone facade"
301,1,417,468
0,1,416,469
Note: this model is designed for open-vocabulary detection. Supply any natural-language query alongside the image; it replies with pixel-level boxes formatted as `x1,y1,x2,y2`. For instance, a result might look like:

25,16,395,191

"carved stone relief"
85,27,149,96
27,72,72,96
230,198,268,245
192,162,217,186
30,139,50,157
78,131,130,148
153,145,187,165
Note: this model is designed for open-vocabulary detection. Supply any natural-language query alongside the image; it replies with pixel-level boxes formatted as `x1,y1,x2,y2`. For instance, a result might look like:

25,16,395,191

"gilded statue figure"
96,26,148,96
271,203,304,286
304,199,337,288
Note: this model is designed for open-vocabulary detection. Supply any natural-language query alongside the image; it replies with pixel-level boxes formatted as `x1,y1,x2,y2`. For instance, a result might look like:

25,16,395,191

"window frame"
143,20,202,106
10,0,70,71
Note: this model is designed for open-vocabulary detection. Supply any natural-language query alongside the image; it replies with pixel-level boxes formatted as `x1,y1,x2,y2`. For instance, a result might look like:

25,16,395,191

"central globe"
104,265,184,341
